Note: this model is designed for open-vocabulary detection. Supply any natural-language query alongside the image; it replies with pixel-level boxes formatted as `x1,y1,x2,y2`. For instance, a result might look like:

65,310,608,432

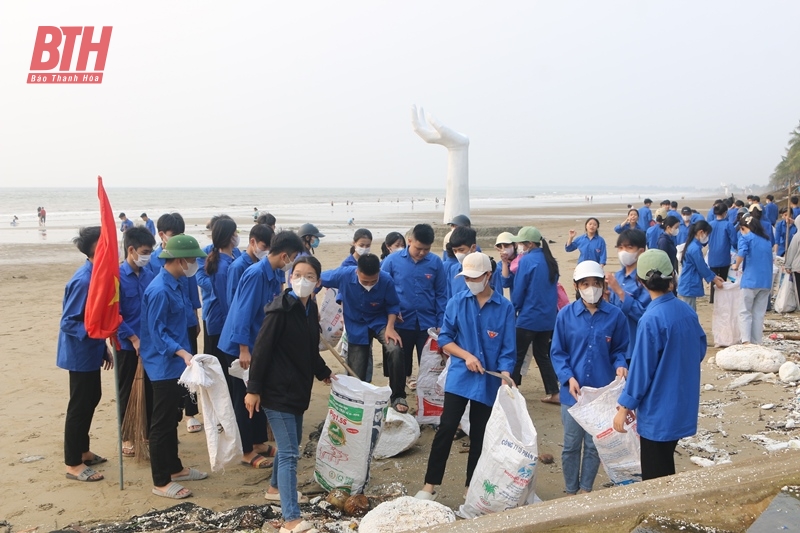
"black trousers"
397,328,429,378
64,370,102,466
512,328,559,394
202,329,229,384
709,266,728,304
640,436,678,481
180,326,200,418
149,379,184,486
228,355,268,454
424,392,492,487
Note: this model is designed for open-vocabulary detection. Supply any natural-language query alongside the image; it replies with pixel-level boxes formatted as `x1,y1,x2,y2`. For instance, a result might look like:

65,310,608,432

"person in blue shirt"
748,204,775,246
614,209,640,234
764,195,779,226
668,201,681,221
218,231,305,468
645,216,664,249
140,234,209,499
509,226,560,404
729,200,746,224
606,229,651,364
140,213,156,236
791,196,800,220
732,215,774,344
707,203,738,304
613,249,706,480
566,217,607,266
492,231,517,296
321,254,408,409
256,212,277,231
58,226,113,483
380,231,406,260
656,216,680,275
415,253,516,501
677,221,724,311
116,227,156,459
552,261,629,494
706,200,722,222
637,199,653,231
381,224,448,384
775,207,796,257
443,226,477,300
118,212,134,234
342,228,373,267
228,224,274,303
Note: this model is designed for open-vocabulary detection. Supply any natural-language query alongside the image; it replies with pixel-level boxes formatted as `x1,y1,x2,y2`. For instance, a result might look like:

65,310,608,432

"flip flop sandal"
186,417,203,433
171,467,208,481
265,490,309,504
83,454,108,466
255,444,277,457
414,490,437,501
122,445,135,457
66,467,104,482
540,396,561,405
279,519,318,533
391,397,409,413
152,482,192,499
242,454,273,469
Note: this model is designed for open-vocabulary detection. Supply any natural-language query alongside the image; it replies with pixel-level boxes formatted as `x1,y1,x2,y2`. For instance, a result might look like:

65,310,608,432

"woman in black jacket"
657,216,681,274
245,256,333,533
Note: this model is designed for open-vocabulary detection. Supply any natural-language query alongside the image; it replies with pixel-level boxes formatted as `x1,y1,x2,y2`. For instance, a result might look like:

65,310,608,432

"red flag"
86,176,122,339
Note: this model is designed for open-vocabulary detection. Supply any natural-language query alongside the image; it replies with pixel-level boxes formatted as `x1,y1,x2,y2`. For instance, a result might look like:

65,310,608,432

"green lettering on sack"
328,395,364,423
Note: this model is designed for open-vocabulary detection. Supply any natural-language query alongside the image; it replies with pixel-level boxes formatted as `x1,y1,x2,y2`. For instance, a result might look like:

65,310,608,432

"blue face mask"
311,237,320,249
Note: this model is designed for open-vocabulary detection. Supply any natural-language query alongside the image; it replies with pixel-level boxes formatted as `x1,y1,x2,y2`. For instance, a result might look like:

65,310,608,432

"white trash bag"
315,375,391,494
774,272,797,314
712,281,742,348
436,355,470,436
416,328,446,425
458,385,538,519
319,288,344,349
179,354,242,472
568,377,641,486
373,408,420,459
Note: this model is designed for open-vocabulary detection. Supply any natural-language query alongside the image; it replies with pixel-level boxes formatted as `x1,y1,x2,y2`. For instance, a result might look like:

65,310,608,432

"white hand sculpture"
411,105,470,223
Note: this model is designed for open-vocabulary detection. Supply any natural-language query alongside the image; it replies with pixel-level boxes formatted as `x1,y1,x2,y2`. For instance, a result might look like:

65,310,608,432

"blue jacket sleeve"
511,261,533,313
614,224,625,234
728,225,738,252
691,245,716,283
437,298,458,347
228,275,262,347
550,311,573,384
610,311,630,369
618,319,661,410
565,235,580,253
434,262,448,325
599,237,607,264
498,302,517,373
195,257,212,293
60,277,89,341
385,280,401,317
144,291,183,357
320,267,344,289
736,234,750,261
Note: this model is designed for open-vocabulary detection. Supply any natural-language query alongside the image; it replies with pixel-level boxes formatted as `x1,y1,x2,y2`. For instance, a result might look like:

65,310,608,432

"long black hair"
740,214,769,241
381,232,406,259
205,217,237,275
531,236,559,284
661,215,680,231
679,220,711,264
349,228,373,255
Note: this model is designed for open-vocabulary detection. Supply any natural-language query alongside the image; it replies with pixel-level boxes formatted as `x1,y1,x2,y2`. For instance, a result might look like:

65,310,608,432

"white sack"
373,409,420,459
712,281,742,347
774,272,797,314
319,288,344,349
416,331,446,425
716,345,786,373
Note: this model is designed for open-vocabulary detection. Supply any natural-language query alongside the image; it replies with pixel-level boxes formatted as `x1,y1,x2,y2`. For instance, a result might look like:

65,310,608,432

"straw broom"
121,358,150,462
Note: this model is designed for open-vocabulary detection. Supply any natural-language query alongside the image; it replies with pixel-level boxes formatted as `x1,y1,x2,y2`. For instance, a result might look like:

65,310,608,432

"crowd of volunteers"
56,194,782,531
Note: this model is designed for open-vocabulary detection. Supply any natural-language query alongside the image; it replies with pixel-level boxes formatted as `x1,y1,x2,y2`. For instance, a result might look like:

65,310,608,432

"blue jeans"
561,404,600,493
265,409,303,521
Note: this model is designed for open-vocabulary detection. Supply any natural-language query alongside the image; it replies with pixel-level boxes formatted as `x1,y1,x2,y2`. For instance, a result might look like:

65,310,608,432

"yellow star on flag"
109,276,120,306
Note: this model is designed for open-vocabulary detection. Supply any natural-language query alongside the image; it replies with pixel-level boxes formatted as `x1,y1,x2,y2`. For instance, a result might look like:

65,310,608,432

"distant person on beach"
218,231,305,468
509,226,561,404
637,199,653,230
140,234,209,499
732,214,773,344
656,216,680,276
342,228,373,267
646,215,664,249
565,217,607,266
775,207,796,257
381,224,447,397
668,201,681,220
116,227,156,458
256,212,277,231
791,196,800,219
227,224,275,307
10,215,18,226
764,195,778,226
245,256,334,530
613,249,706,481
118,212,133,233
614,209,639,234
253,208,259,222
677,221,724,311
730,199,747,224
443,226,478,300
415,252,515,503
551,260,629,495
297,223,324,256
380,231,406,260
655,200,670,221
58,226,113,482
347,218,355,226
605,229,651,364
141,213,156,236
707,204,737,303
39,206,46,225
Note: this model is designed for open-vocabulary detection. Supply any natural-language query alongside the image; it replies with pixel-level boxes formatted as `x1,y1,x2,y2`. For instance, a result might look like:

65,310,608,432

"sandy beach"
2,196,800,531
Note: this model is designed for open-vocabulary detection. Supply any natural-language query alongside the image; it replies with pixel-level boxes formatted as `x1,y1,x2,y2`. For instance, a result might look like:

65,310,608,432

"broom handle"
319,335,358,377
109,340,124,490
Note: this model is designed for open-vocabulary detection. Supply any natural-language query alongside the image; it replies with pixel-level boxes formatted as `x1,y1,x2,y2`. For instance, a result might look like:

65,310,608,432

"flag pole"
110,339,124,490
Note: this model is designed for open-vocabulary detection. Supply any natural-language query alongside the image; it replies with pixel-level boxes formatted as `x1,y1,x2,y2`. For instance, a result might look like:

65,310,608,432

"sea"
0,186,707,248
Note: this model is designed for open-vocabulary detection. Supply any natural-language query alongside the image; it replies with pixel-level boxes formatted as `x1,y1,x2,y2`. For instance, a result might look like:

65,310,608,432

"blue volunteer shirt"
218,257,282,355
764,202,779,226
737,232,773,289
618,293,706,441
706,207,716,222
444,259,467,301
320,266,400,345
511,248,558,331
439,289,516,406
551,299,629,407
775,219,796,257
676,223,690,245
646,225,663,249
678,240,716,297
145,218,156,236
690,213,705,225
728,208,741,225
614,222,638,234
707,218,737,268
668,209,681,220
195,253,235,336
637,206,652,231
120,219,133,232
56,261,107,372
227,252,256,303
117,261,156,351
760,219,775,245
146,243,201,328
140,268,191,381
341,255,358,268
565,234,607,264
607,268,651,362
381,248,447,331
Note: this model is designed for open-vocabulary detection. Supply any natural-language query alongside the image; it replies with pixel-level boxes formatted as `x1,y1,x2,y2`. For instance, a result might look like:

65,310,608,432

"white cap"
573,260,605,281
442,229,453,252
456,252,492,278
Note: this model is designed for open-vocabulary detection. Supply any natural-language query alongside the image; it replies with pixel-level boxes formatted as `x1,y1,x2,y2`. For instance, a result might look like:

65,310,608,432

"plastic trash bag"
416,329,446,425
712,281,742,347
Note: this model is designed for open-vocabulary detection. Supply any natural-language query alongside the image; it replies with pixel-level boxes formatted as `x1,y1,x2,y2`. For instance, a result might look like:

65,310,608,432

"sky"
1,1,799,191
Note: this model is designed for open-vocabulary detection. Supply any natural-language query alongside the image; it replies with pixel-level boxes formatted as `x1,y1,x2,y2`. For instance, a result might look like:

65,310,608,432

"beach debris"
19,455,45,463
715,345,786,373
703,384,714,391
343,494,370,517
787,420,797,429
326,489,350,511
373,409,420,459
539,453,555,464
359,496,455,533
780,361,800,383
726,372,766,390
364,482,407,502
690,456,716,468
761,403,776,410
743,434,800,452
769,332,800,341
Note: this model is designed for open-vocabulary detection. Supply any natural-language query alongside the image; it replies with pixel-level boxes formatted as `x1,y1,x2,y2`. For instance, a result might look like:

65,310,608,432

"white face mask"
281,257,293,272
670,228,680,236
359,281,374,292
355,246,370,256
133,253,151,267
580,286,603,304
466,277,487,296
618,250,638,267
390,246,403,254
291,277,316,298
231,234,240,248
255,248,269,260
182,260,199,277
682,215,691,222
455,252,468,264
698,234,709,244
500,245,514,258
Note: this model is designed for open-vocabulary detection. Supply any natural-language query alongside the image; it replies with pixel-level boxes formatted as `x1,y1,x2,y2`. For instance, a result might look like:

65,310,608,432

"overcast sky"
1,1,799,190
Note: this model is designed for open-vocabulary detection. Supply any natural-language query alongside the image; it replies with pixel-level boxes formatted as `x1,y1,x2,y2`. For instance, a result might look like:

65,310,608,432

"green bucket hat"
636,249,674,280
159,234,207,259
511,226,542,244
